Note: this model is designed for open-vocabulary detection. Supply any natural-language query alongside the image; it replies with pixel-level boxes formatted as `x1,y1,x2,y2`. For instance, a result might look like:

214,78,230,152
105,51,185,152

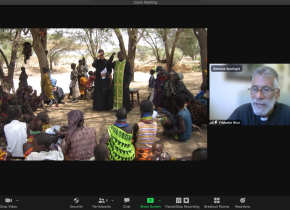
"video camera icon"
5,198,12,203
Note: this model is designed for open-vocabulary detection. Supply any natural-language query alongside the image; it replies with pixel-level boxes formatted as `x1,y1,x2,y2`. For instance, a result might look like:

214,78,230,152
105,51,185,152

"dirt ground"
28,71,207,159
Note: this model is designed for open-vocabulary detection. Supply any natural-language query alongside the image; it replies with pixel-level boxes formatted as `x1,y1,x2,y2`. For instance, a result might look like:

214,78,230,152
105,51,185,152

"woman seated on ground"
60,110,97,161
162,96,198,142
187,97,208,128
40,67,59,111
90,143,110,161
153,67,168,111
99,107,135,161
133,100,157,161
23,118,43,159
25,133,64,161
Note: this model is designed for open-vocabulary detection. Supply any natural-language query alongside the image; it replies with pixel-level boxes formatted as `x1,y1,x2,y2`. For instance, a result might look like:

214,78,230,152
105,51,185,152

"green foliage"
177,28,200,59
136,45,152,61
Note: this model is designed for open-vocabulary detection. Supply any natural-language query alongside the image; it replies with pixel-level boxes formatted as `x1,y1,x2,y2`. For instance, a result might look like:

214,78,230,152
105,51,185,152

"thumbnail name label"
211,65,243,72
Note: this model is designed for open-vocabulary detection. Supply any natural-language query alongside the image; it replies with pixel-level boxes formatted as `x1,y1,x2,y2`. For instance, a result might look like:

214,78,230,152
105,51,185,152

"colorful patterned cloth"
107,125,135,161
27,131,42,143
114,119,129,128
41,74,54,100
164,80,174,97
113,60,126,110
140,112,153,124
24,147,33,159
187,98,208,127
61,127,97,160
134,120,157,161
42,124,50,132
135,147,152,161
0,148,8,161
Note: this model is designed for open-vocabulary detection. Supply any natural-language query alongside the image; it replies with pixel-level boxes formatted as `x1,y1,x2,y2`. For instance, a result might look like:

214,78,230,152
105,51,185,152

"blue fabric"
141,112,151,118
114,119,129,128
176,108,192,141
45,125,63,146
51,78,57,87
195,90,205,98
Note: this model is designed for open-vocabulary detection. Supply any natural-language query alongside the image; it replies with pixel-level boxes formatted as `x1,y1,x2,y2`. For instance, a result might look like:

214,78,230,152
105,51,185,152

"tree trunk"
30,28,49,78
49,58,53,70
128,29,138,82
193,28,207,84
0,63,4,85
88,29,97,59
163,29,170,71
166,28,183,72
113,29,127,60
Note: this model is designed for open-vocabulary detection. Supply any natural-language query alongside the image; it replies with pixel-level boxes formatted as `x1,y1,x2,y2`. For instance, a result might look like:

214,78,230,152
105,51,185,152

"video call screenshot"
0,1,289,210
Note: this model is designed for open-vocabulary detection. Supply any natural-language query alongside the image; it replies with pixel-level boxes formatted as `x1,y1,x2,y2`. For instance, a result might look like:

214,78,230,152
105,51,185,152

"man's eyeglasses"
248,87,279,95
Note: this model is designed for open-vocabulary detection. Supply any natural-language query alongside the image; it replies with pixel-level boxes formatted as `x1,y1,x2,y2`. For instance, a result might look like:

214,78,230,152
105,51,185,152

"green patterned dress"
107,125,135,161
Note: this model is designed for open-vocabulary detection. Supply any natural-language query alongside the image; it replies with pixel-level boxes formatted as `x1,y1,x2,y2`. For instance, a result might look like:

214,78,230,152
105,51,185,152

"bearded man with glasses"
227,66,290,125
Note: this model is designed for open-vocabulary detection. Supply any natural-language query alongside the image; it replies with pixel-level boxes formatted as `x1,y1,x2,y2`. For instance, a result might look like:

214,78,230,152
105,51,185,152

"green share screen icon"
147,198,154,203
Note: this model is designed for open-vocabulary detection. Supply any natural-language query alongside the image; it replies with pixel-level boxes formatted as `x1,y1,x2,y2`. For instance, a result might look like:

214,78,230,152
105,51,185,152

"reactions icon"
240,198,246,203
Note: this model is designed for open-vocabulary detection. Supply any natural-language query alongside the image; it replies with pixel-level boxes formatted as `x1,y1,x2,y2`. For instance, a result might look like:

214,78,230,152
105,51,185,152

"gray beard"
251,97,276,117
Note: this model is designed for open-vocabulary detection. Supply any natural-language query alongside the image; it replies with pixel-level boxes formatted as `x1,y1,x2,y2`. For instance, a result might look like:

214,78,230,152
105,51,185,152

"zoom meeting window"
210,64,290,125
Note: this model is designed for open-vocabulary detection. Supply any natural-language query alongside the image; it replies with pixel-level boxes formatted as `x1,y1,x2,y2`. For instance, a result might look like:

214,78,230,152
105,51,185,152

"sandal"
52,105,59,108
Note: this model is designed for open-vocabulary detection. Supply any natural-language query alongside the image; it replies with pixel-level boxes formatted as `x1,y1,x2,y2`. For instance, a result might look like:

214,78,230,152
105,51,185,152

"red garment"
86,76,95,88
61,127,97,160
1,113,8,117
158,75,168,83
1,97,11,104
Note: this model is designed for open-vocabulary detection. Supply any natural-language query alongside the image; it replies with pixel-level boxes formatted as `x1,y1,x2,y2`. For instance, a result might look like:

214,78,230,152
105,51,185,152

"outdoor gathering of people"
0,49,208,161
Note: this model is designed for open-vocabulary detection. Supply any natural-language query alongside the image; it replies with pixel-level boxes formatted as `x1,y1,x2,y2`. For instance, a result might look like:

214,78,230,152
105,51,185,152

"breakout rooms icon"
214,197,220,203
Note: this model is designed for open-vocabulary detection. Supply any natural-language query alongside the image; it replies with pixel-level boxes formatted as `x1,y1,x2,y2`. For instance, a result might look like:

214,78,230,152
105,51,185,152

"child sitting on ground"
1,92,11,104
23,118,43,159
90,143,110,161
25,133,64,161
37,112,50,131
151,141,171,161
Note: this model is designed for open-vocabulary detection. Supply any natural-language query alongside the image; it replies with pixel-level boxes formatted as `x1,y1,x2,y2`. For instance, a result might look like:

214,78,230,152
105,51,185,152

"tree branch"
0,48,10,68
132,28,146,50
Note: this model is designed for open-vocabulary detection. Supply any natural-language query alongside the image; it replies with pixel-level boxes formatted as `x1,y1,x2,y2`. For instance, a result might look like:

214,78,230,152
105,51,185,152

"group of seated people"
0,97,207,161
151,67,208,128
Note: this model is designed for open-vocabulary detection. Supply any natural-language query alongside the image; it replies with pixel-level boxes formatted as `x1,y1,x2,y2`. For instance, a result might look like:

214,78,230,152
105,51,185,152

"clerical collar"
260,117,268,121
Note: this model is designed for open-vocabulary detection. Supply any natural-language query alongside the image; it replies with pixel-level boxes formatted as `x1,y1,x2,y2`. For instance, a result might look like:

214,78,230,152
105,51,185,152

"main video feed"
0,28,207,161
210,64,290,125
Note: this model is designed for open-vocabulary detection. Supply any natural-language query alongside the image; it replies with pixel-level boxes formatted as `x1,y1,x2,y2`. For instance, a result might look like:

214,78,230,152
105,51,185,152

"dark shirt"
227,102,290,125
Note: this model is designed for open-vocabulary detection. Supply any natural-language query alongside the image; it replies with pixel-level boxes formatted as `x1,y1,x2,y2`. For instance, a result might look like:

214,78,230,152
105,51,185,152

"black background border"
1,5,289,197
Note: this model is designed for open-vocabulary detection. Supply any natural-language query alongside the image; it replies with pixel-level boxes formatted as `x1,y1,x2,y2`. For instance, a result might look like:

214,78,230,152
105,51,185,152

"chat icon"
124,198,130,203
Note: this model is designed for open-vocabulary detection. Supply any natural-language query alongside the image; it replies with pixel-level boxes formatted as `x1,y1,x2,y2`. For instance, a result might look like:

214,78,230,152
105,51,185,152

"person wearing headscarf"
60,110,97,160
175,72,194,102
153,67,168,111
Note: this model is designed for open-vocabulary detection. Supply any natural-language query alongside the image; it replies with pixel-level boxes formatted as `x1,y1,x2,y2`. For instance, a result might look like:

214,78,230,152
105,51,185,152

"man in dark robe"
92,49,114,111
108,51,132,112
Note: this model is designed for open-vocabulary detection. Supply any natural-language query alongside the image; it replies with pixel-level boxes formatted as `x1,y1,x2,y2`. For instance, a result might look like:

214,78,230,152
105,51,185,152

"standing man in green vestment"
108,51,132,112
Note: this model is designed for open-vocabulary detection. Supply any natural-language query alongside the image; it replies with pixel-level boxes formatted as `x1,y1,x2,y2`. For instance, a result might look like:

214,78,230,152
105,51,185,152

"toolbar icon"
240,198,246,203
209,121,215,124
124,198,130,203
98,198,105,203
183,197,189,203
147,198,154,203
5,198,12,203
176,197,182,203
74,198,79,204
214,197,220,203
